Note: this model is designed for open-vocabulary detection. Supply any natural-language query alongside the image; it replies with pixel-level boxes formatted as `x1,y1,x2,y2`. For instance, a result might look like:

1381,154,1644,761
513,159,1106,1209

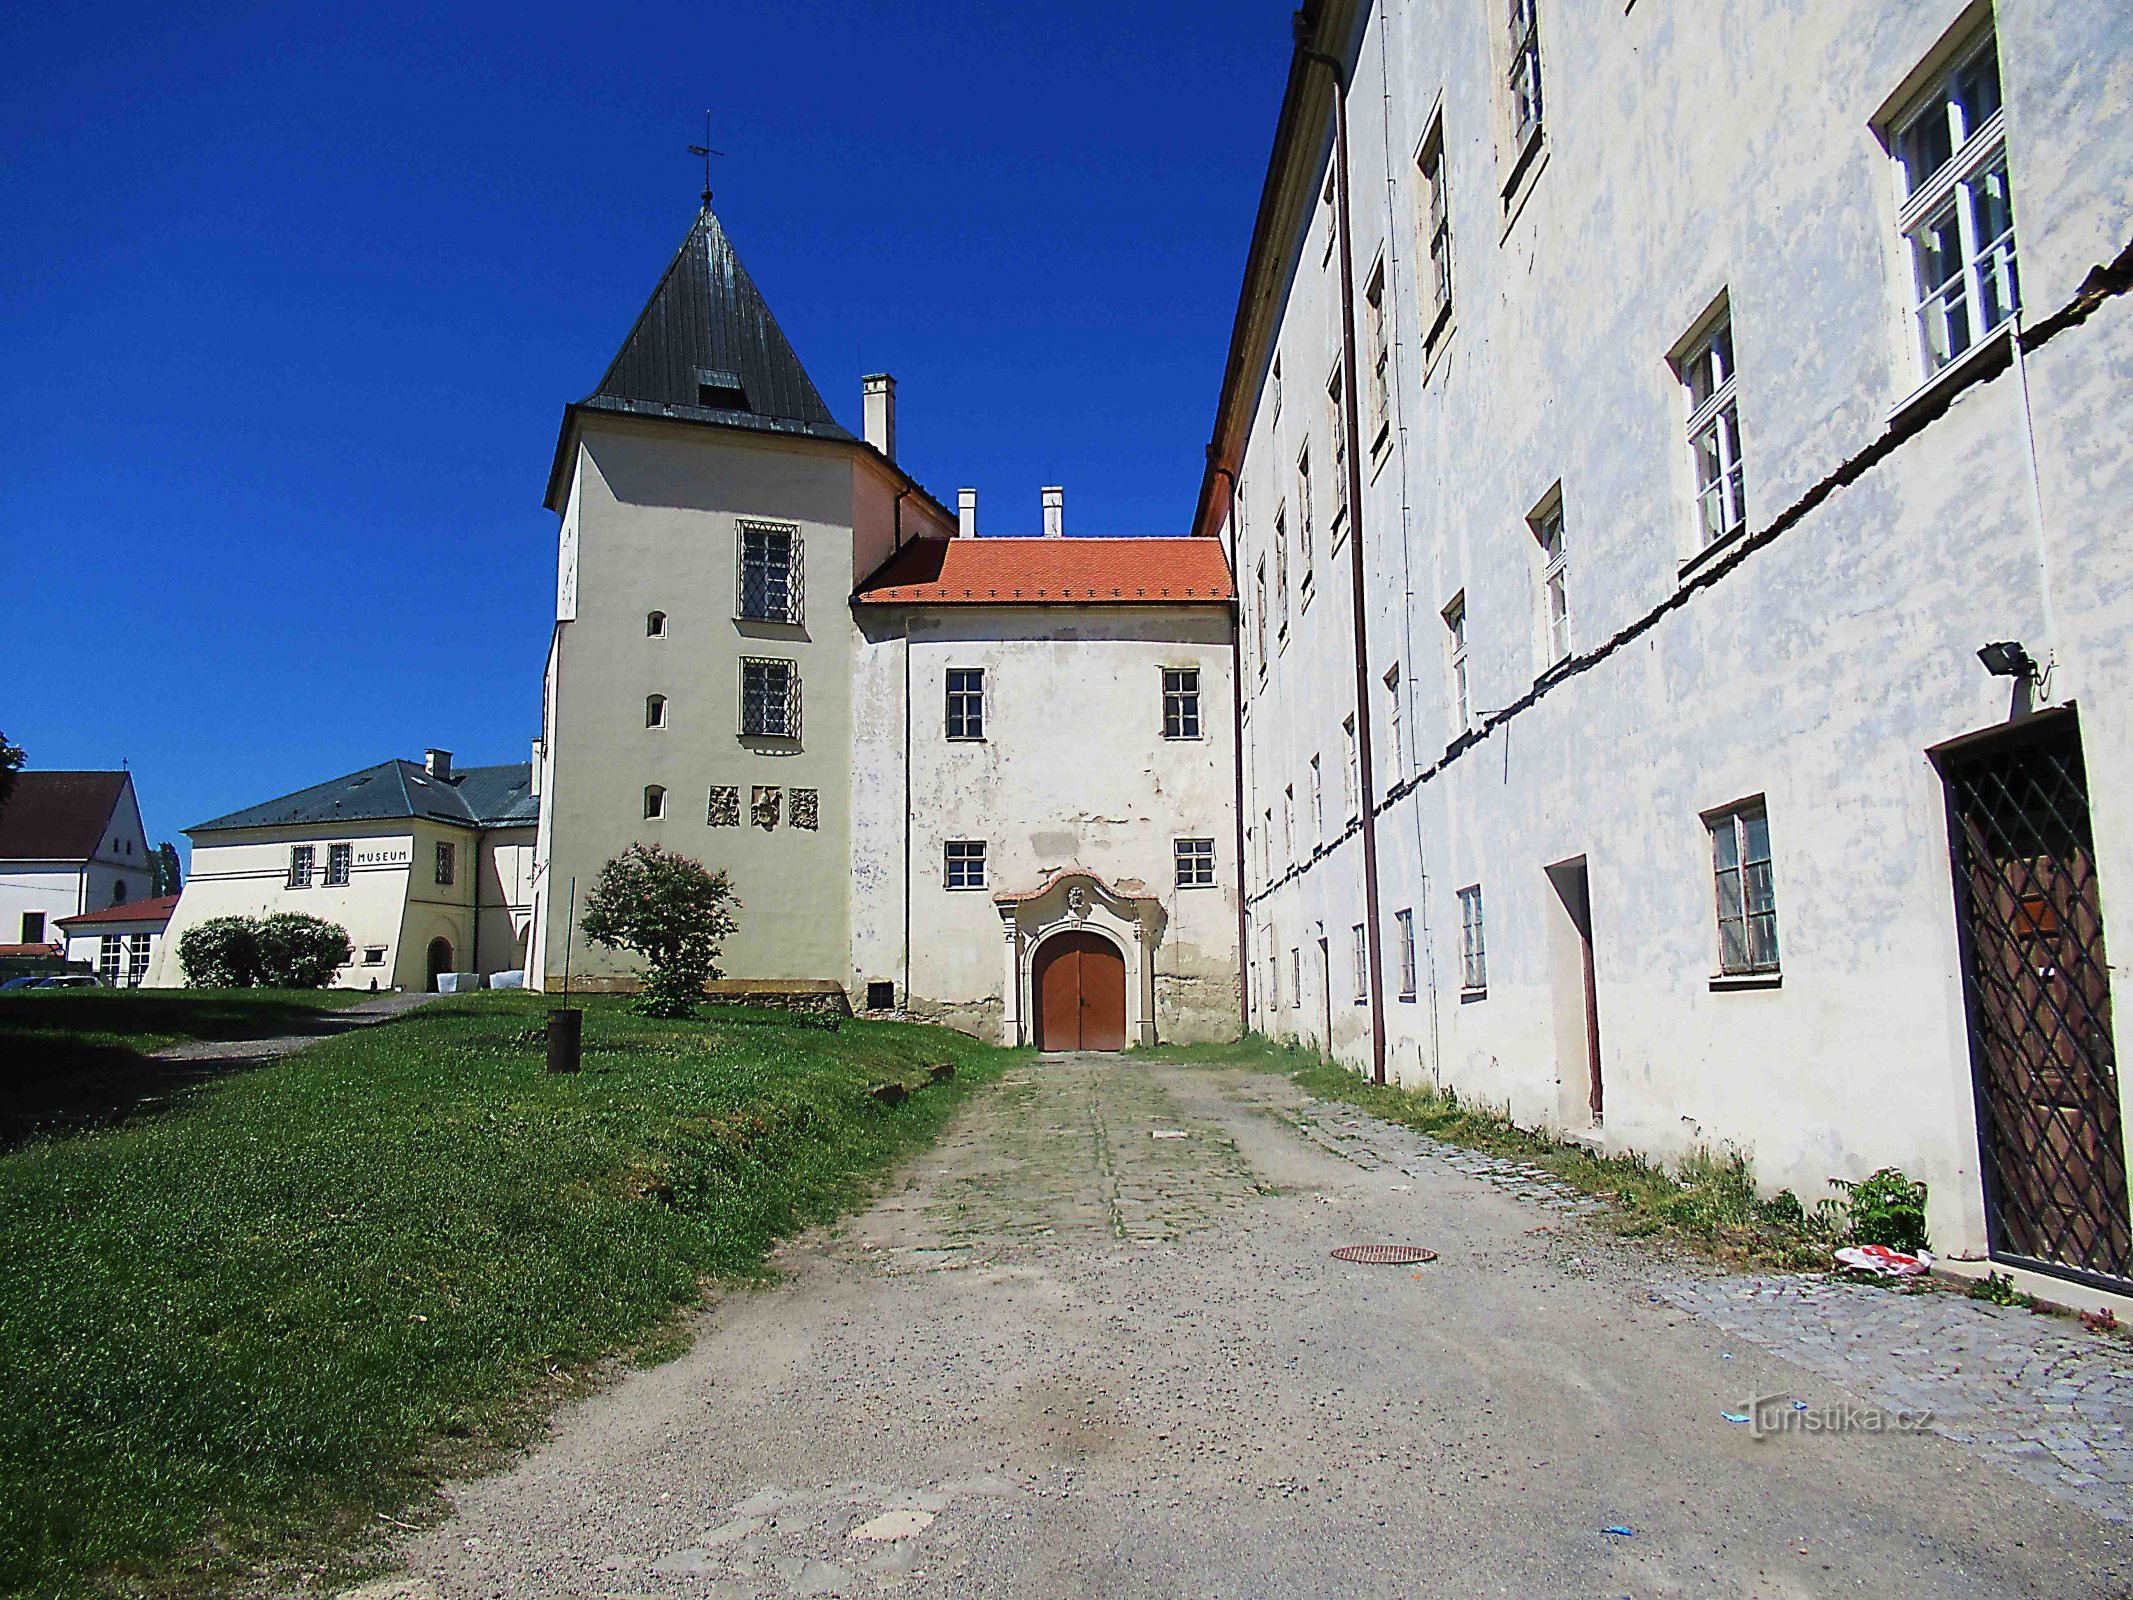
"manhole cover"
1330,1244,1437,1265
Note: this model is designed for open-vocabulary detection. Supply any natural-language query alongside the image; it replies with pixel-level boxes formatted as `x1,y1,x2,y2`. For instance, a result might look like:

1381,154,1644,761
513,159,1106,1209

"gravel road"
382,1052,2129,1599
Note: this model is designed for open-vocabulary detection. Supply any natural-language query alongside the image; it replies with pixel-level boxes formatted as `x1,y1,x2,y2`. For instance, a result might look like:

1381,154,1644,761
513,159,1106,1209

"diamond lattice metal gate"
1941,710,2132,1292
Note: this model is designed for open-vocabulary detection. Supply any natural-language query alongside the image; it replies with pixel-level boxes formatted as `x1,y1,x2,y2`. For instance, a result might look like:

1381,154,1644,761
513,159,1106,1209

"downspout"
902,611,913,1008
1209,448,1253,1037
1295,11,1388,1083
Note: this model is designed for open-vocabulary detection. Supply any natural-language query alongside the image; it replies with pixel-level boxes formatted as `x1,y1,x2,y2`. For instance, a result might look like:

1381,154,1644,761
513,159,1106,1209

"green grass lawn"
1149,1034,1837,1270
0,992,1014,1599
0,987,368,1061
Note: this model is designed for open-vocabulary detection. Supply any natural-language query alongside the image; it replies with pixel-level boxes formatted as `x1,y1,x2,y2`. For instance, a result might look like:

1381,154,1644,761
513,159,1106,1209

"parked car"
30,974,104,989
0,975,46,991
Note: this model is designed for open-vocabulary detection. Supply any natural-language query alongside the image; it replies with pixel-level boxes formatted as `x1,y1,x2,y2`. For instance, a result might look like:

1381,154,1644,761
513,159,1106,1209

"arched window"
646,610,667,637
645,694,667,729
111,880,128,906
643,785,665,820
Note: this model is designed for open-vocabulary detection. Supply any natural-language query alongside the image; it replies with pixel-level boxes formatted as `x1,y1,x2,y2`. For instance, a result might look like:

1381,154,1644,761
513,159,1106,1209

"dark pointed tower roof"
578,206,853,442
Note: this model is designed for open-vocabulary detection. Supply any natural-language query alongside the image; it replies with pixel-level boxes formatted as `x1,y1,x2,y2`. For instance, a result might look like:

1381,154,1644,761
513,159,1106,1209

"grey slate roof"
189,762,537,835
578,206,853,442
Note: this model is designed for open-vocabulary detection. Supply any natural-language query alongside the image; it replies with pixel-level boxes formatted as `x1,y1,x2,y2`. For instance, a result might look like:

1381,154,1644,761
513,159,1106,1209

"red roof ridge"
55,894,182,928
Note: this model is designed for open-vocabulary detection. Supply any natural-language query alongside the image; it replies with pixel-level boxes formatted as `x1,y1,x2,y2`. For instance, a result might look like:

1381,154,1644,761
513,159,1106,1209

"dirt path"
384,1053,2130,1599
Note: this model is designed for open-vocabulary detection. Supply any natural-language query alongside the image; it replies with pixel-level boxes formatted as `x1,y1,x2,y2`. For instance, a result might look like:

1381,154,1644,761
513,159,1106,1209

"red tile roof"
854,537,1234,605
55,894,180,929
0,943,62,958
0,772,131,862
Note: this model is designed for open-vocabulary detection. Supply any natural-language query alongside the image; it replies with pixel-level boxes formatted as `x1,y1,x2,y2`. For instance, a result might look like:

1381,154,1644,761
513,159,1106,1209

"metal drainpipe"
1209,449,1253,1037
901,611,913,1009
1295,13,1388,1083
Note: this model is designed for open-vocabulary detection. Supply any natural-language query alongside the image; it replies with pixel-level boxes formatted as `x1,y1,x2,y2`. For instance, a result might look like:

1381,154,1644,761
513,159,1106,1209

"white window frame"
1274,507,1291,636
1891,26,2018,381
288,845,314,889
645,693,667,729
1351,923,1369,1004
1162,668,1203,740
1283,786,1296,863
1295,447,1314,595
1458,884,1487,994
1395,908,1417,1000
1444,593,1470,733
646,610,666,638
1363,261,1391,452
325,842,351,887
1255,560,1269,669
1309,756,1324,840
1678,308,1746,551
1342,716,1359,819
1326,365,1350,541
945,667,985,740
1507,0,1543,155
1290,946,1303,1009
643,785,665,821
128,933,153,985
1174,837,1217,889
1417,118,1453,346
1531,498,1569,666
1384,663,1405,779
99,934,122,982
944,839,987,891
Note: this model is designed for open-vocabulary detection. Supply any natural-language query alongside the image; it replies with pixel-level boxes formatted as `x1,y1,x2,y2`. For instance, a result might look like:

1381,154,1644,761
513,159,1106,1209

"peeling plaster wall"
1232,0,2133,1257
852,603,1241,1043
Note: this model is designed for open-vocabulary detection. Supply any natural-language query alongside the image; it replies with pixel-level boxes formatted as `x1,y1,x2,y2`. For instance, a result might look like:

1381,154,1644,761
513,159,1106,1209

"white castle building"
525,207,1242,1047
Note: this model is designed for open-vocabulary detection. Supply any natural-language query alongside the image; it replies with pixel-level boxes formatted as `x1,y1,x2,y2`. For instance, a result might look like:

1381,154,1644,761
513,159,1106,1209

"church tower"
527,206,956,993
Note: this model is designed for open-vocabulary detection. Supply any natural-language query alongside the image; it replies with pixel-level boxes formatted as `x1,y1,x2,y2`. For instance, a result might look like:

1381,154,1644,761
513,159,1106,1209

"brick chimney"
1042,486,1064,538
958,488,977,537
862,374,897,462
424,749,452,781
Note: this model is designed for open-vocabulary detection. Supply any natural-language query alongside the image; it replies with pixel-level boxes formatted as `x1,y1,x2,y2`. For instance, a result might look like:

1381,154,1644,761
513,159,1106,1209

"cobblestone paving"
1655,1273,2133,1524
1264,1075,2133,1526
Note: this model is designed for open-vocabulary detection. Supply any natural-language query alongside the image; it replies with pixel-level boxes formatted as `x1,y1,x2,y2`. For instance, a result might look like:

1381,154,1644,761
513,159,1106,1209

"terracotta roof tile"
854,537,1234,606
55,895,181,929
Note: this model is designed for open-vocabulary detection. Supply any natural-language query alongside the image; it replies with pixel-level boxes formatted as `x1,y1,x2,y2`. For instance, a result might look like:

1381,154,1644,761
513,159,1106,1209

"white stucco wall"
1228,0,2133,1260
852,602,1241,1043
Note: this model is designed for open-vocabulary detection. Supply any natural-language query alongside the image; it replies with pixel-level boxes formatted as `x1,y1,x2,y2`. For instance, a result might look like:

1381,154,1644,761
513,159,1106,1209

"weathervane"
688,111,724,207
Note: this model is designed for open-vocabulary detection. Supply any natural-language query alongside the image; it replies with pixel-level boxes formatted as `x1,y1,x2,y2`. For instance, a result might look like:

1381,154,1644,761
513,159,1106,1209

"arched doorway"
1033,931,1127,1052
426,937,453,992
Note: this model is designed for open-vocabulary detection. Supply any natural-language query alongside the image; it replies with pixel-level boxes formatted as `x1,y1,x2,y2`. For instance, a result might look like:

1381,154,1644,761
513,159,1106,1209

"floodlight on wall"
1977,640,2038,680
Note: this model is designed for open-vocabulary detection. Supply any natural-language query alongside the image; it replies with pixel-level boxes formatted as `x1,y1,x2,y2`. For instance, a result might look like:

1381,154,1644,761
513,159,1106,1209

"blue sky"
3,2,1287,857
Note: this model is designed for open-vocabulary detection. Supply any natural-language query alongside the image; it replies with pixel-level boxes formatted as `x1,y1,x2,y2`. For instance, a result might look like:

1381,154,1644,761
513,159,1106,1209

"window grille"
1709,802,1780,974
707,785,740,827
288,845,314,889
945,840,987,890
1681,313,1746,548
751,786,781,830
740,657,801,739
1894,29,2018,376
737,520,804,623
326,842,351,886
1162,668,1201,739
1396,909,1417,999
946,668,985,739
99,935,122,982
1459,885,1488,992
435,841,455,886
128,933,152,985
1175,838,1216,888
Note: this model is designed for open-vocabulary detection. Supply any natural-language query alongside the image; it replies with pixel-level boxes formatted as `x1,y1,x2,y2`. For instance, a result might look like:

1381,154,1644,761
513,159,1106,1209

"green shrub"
178,913,351,989
1820,1166,1930,1253
579,843,739,1018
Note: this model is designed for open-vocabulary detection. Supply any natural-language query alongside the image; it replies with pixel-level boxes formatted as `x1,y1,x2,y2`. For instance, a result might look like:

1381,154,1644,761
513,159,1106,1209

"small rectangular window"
1364,263,1390,448
1458,884,1488,993
1507,0,1543,152
1396,909,1417,1000
738,520,803,623
1417,120,1453,342
866,980,896,1011
1709,802,1781,975
1351,923,1368,1003
1444,593,1470,731
1309,755,1324,838
1531,499,1569,665
1163,668,1202,739
644,785,666,820
1679,310,1746,550
20,912,44,943
1175,837,1216,888
435,841,456,886
1254,560,1270,668
1384,663,1405,779
1892,27,2018,377
1283,785,1296,861
1296,448,1314,583
741,657,800,739
945,840,987,890
1290,946,1302,1008
1342,716,1359,817
326,842,351,887
1275,506,1291,633
946,667,986,739
362,945,387,966
288,845,314,889
1327,366,1351,538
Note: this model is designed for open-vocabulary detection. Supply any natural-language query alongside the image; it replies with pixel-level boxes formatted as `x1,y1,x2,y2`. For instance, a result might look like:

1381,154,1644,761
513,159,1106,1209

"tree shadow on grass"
0,994,383,1150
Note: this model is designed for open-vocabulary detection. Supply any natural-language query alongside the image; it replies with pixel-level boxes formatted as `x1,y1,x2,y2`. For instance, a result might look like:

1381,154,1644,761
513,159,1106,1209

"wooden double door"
1034,932,1127,1052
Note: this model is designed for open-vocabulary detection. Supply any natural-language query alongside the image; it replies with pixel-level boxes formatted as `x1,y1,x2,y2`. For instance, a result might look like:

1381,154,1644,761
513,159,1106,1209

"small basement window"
865,980,895,1011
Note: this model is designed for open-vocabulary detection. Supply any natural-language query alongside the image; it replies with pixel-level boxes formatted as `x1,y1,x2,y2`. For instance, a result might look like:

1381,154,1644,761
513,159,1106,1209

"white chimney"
958,488,978,537
425,748,453,781
1042,486,1064,538
862,373,897,462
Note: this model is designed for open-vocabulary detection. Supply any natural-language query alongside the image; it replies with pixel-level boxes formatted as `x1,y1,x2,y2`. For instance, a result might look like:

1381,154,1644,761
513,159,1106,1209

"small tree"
579,843,739,1017
0,732,22,823
151,842,184,897
178,912,350,989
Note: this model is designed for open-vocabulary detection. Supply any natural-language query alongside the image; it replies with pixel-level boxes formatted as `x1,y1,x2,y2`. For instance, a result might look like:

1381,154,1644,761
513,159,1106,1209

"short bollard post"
546,1007,583,1074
